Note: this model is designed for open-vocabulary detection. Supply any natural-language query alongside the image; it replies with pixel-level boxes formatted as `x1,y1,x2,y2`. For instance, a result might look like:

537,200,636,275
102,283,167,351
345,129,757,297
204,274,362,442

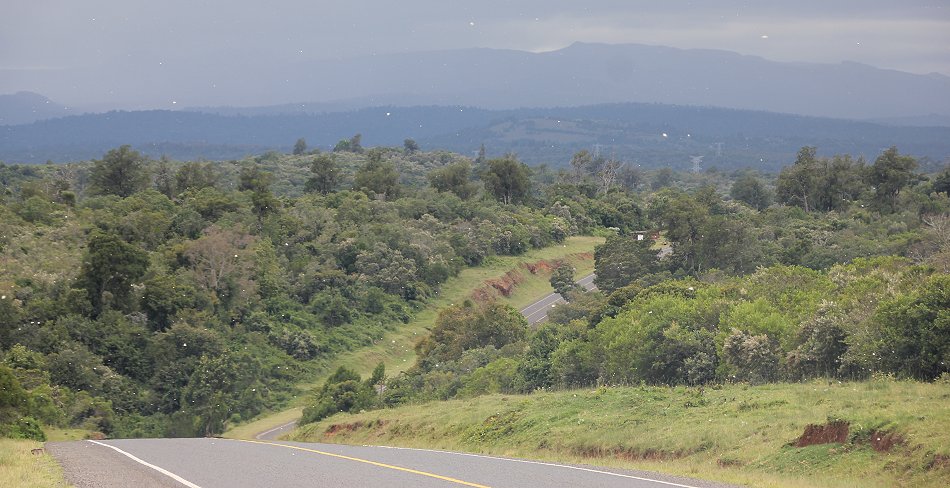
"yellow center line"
230,438,491,487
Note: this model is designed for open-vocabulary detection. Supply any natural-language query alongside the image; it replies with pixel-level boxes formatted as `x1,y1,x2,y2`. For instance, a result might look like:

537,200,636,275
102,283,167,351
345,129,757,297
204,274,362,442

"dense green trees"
90,145,150,197
593,235,659,293
1,141,947,439
428,161,478,199
300,366,381,424
730,173,772,210
416,301,527,367
77,232,150,316
4,143,624,438
354,149,401,198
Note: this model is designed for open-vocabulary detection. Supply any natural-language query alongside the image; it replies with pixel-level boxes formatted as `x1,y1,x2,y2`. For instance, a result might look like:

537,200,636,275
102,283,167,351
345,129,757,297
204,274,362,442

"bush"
300,367,378,425
9,416,46,441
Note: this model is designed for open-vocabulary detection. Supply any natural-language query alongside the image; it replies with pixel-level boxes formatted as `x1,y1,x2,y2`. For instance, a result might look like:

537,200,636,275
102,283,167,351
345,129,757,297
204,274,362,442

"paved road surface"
520,273,596,325
255,420,298,440
47,438,737,488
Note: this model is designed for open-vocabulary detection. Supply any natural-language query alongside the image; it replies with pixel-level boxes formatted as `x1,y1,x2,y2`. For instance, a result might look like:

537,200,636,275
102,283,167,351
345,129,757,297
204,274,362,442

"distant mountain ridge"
3,103,948,170
4,42,949,123
0,91,72,125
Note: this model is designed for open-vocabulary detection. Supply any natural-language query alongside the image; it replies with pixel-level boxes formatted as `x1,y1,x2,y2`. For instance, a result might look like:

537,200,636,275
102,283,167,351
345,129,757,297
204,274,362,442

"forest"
0,139,948,440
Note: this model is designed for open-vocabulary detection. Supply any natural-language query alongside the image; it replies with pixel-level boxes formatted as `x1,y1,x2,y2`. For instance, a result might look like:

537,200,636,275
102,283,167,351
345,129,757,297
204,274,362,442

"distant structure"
592,144,604,158
712,142,724,157
690,155,704,173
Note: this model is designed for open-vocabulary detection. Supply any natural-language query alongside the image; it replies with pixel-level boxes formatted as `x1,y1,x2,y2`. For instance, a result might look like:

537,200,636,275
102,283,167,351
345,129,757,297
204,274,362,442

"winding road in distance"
520,272,597,325
46,272,735,487
253,273,599,442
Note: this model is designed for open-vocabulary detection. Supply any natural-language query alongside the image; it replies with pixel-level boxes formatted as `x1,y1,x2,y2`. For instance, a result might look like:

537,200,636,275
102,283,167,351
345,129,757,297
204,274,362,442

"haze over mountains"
2,43,949,167
7,43,950,122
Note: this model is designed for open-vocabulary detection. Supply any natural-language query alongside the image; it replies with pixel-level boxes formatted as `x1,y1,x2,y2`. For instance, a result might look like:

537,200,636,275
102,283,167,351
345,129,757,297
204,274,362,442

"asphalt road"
255,420,298,440
520,273,596,325
47,438,737,488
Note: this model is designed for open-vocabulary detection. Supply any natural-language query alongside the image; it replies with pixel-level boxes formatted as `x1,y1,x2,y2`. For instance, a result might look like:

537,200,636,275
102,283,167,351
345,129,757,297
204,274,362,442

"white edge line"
375,445,703,488
87,440,203,488
519,292,558,313
518,274,595,314
256,420,298,439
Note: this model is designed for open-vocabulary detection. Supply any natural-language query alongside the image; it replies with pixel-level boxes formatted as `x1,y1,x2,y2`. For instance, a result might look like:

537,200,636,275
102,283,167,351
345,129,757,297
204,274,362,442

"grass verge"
223,235,604,438
0,439,70,488
290,379,950,488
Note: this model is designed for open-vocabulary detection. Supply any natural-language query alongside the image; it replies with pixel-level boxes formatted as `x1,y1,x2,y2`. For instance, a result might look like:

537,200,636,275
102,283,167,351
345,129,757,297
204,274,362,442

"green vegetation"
291,379,950,488
0,143,619,440
0,439,69,488
224,235,601,437
1,137,948,488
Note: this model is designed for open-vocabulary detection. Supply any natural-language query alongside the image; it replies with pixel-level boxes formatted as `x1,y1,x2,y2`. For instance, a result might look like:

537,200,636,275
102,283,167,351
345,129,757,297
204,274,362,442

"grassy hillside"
223,235,603,439
290,379,950,488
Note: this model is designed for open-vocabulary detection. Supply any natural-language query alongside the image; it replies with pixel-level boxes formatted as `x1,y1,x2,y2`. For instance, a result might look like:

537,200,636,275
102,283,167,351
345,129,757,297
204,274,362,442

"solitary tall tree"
570,150,593,182
483,156,530,205
90,145,150,197
868,146,918,213
730,173,772,210
305,154,339,194
293,138,308,155
775,146,819,212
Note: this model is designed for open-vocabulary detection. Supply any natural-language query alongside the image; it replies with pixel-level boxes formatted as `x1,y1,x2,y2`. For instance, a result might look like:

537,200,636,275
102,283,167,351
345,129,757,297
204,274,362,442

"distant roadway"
47,437,735,488
520,273,596,325
252,274,597,443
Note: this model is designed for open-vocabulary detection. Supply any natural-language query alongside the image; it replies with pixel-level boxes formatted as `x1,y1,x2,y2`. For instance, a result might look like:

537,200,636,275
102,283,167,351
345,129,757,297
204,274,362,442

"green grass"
0,439,71,488
223,407,302,440
42,428,91,442
290,379,950,488
223,235,604,438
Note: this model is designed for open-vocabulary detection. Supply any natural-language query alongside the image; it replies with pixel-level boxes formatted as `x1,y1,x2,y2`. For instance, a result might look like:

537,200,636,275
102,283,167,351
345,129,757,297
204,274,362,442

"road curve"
520,273,596,325
47,437,737,488
255,420,298,440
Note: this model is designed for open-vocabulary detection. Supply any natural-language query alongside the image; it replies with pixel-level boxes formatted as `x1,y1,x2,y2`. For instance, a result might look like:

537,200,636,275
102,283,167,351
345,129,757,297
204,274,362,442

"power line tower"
712,142,724,157
690,155,704,173
592,144,603,158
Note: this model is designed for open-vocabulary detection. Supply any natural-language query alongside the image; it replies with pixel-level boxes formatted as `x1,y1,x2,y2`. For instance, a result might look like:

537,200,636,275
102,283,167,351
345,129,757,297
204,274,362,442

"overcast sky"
2,0,948,108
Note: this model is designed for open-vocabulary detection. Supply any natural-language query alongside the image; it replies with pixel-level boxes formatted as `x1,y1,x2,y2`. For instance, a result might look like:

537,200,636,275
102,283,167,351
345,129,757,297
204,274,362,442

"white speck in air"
386,112,391,116
662,133,668,138
469,21,475,27
761,35,769,39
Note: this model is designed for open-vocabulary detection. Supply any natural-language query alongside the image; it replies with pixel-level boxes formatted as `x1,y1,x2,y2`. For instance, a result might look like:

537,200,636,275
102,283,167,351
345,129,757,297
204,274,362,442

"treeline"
298,146,950,420
0,143,634,439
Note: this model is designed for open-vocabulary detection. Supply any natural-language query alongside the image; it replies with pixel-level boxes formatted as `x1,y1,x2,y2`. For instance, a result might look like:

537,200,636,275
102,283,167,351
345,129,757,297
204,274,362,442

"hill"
0,92,72,125
3,103,949,170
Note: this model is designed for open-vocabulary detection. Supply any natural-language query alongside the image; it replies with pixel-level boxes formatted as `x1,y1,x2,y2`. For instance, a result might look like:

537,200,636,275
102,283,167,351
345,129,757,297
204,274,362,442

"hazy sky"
2,0,948,108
